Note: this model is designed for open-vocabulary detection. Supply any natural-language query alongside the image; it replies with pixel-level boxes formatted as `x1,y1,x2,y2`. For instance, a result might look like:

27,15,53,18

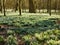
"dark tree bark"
0,0,2,12
47,0,49,13
3,0,6,16
14,0,18,12
18,0,21,15
49,0,51,16
38,0,41,13
29,0,36,13
57,0,60,13
47,0,51,16
43,0,45,13
55,0,57,13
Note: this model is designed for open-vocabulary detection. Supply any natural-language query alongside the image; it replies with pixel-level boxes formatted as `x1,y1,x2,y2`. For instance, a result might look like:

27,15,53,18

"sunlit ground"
0,9,60,16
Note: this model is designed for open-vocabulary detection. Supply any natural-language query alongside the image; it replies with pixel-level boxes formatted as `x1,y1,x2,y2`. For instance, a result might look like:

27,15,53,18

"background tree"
49,0,51,16
3,0,6,16
22,0,26,13
38,0,41,13
18,0,21,15
57,0,60,13
54,0,57,13
0,0,2,12
14,0,18,12
43,0,45,13
47,0,49,13
47,0,51,15
29,0,36,13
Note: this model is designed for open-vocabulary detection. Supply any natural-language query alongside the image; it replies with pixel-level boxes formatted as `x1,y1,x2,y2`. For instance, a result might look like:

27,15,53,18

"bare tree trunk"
38,0,40,13
55,0,57,13
14,0,18,12
49,0,51,16
57,0,59,15
43,0,45,13
47,0,51,16
3,0,6,16
47,0,49,13
0,0,2,12
29,0,36,13
18,0,21,15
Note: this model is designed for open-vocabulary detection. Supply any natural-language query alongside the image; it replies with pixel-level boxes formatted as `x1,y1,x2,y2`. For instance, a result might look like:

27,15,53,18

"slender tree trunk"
18,0,21,15
0,0,2,12
39,6,40,13
15,0,18,12
3,0,6,16
47,0,51,16
55,0,57,13
49,0,51,16
29,0,36,13
43,0,45,13
47,0,49,13
58,0,60,13
38,0,41,13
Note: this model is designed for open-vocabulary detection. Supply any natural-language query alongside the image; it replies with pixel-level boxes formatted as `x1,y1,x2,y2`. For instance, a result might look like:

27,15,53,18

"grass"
0,15,60,33
0,14,60,45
